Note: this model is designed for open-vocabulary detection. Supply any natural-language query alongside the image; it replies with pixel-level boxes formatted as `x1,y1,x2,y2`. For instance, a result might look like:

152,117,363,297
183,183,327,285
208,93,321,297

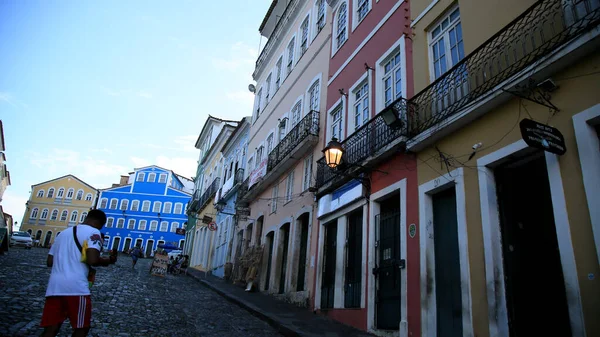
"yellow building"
21,175,98,247
408,0,600,336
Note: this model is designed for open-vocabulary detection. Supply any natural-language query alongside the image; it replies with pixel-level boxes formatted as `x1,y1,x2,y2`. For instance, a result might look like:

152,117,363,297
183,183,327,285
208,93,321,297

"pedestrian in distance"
40,209,117,337
130,246,143,269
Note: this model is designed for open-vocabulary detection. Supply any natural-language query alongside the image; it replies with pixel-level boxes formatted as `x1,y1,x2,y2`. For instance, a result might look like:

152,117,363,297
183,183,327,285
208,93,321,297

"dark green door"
321,221,337,309
279,224,290,294
265,232,274,291
376,195,401,330
432,187,463,337
297,214,309,291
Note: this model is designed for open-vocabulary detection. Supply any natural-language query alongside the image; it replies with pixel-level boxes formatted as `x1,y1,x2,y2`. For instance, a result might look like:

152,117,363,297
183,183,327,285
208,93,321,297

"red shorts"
41,296,92,329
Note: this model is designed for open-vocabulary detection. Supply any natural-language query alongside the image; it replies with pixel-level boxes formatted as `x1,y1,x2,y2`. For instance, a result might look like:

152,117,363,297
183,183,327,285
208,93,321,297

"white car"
168,250,183,260
10,231,33,249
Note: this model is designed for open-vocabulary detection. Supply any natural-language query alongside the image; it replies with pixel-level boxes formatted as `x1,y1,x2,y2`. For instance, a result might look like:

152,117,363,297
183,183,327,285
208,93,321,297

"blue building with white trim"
98,165,193,257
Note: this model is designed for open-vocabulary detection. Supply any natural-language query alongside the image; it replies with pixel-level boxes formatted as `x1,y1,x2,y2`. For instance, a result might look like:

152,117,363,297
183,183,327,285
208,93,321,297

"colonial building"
98,166,193,257
313,0,414,333
21,175,98,247
0,120,10,203
235,0,331,306
184,115,238,265
188,117,238,271
212,116,251,279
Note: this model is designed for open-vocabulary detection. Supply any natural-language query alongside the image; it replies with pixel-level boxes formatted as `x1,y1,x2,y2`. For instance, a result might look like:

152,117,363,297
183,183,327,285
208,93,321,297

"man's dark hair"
85,209,107,225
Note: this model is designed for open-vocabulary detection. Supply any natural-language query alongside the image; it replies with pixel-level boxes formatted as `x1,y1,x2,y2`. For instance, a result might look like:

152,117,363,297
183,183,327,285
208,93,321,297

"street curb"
188,273,301,337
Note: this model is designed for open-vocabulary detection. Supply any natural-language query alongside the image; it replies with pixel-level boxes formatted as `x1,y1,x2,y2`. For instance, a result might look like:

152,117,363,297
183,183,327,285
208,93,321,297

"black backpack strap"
73,226,83,252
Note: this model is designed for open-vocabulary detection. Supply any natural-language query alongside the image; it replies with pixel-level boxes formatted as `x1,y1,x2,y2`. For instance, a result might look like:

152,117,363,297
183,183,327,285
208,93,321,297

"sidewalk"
186,268,374,337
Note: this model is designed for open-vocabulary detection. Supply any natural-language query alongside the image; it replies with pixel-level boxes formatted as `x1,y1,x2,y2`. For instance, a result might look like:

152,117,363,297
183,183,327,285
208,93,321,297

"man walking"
130,245,143,269
40,209,117,337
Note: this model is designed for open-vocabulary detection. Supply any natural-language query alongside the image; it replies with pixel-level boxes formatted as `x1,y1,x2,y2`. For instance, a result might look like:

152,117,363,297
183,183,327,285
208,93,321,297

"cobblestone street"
0,248,282,337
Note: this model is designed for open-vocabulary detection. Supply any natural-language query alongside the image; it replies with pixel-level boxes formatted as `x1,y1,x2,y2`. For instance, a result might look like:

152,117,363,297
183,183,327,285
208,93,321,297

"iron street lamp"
323,137,344,169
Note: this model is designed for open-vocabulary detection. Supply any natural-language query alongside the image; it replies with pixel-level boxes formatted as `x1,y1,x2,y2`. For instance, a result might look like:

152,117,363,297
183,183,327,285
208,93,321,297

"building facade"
184,115,238,264
212,117,251,278
98,166,192,257
0,120,10,203
312,0,415,333
406,0,600,336
234,0,331,306
21,175,98,247
188,118,238,271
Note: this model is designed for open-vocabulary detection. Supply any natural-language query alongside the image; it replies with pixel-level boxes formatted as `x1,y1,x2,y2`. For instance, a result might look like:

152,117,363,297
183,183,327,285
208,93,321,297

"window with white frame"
85,193,92,201
291,101,302,127
76,190,83,200
142,201,151,212
120,199,129,211
80,212,87,222
357,0,370,23
60,210,68,221
174,203,183,214
278,119,287,142
70,211,78,222
110,199,118,210
248,157,254,172
106,218,114,228
131,200,139,211
116,219,124,229
171,222,179,232
57,188,65,198
137,172,145,181
100,198,108,208
316,0,326,33
275,57,283,91
150,220,158,231
138,220,147,230
383,50,403,106
163,202,172,213
127,219,135,229
51,209,59,220
160,221,168,232
267,134,274,154
303,154,313,191
37,190,44,198
159,173,167,183
353,82,369,130
300,16,310,56
254,88,263,121
286,38,295,75
148,173,156,183
47,188,54,198
40,209,49,220
429,7,464,80
271,186,278,213
66,188,74,199
336,2,348,50
265,73,272,103
285,170,294,203
331,104,343,140
257,146,265,163
308,80,320,112
153,201,162,213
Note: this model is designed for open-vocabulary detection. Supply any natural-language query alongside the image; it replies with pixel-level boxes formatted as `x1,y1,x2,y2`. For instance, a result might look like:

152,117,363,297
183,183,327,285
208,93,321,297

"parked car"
167,249,183,260
10,231,33,249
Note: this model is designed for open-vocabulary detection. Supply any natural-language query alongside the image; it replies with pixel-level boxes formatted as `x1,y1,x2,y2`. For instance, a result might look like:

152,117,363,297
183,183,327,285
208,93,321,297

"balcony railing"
407,0,600,137
234,168,245,185
188,189,202,213
316,98,412,188
237,177,250,205
256,0,296,71
268,110,320,172
316,0,600,191
198,178,220,211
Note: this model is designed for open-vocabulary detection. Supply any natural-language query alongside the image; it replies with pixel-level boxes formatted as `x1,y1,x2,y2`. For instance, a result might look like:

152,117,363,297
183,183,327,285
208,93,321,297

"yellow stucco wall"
416,51,600,336
21,175,97,246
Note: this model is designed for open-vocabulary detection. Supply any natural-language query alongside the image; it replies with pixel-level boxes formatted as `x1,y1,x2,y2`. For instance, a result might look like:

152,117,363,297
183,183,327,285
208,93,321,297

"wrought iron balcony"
237,177,250,206
268,110,320,172
198,177,220,212
242,110,320,201
187,189,202,213
407,0,600,139
234,167,245,185
316,98,412,191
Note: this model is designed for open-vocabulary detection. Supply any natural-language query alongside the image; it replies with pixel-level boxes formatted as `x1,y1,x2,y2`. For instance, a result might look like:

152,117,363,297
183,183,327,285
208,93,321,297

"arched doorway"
135,238,143,248
255,216,264,246
179,239,185,249
35,230,42,241
123,238,132,252
278,223,290,294
26,229,32,235
264,231,275,291
295,213,310,291
112,237,121,251
43,231,52,247
145,239,154,257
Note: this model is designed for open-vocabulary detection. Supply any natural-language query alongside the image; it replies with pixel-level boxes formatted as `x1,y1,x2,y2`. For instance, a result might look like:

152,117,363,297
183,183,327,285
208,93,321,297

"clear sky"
1,0,271,228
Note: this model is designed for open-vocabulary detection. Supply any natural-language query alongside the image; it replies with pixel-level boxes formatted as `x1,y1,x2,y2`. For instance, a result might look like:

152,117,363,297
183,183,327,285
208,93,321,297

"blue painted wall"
98,166,191,257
